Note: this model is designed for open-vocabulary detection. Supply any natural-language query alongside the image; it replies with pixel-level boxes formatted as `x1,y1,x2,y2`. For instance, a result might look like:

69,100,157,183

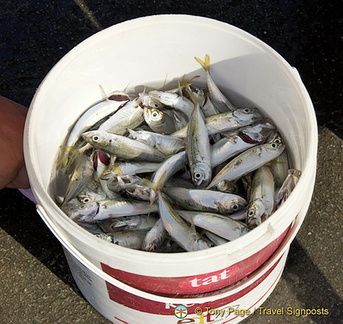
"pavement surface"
0,1,342,323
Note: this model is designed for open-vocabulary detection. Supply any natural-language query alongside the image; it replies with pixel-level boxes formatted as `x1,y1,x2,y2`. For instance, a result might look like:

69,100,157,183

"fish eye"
248,209,255,217
92,135,99,142
151,110,160,118
243,108,251,113
81,197,90,203
231,203,239,211
194,172,203,180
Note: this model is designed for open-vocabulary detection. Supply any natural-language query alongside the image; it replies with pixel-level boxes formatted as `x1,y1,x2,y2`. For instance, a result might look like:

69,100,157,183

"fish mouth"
91,202,101,221
77,202,100,223
238,131,261,144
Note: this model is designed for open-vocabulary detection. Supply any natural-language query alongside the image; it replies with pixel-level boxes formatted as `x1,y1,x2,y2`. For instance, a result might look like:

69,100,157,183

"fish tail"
179,74,200,91
179,75,191,91
194,54,211,72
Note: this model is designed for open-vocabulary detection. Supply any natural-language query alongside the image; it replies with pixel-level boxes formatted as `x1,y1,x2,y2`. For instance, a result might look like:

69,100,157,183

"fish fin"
109,155,117,165
144,170,168,205
127,129,138,139
179,74,200,92
194,54,211,72
142,178,155,190
101,165,122,180
137,88,146,107
56,145,81,170
145,170,168,193
142,178,158,208
188,215,199,240
99,84,110,101
78,143,93,154
177,80,183,96
188,74,201,83
179,75,191,91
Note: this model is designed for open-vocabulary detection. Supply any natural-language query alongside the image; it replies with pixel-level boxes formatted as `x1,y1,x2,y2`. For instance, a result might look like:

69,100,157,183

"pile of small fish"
55,55,301,253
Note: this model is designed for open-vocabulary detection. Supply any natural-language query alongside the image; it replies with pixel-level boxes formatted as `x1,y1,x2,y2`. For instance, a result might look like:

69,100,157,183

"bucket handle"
36,203,305,303
36,204,211,303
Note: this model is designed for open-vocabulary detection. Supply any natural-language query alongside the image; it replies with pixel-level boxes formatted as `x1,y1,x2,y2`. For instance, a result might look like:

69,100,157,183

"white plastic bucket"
24,15,317,322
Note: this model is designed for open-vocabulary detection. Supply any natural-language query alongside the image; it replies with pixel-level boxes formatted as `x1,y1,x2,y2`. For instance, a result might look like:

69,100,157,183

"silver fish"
64,198,158,222
77,222,104,234
105,173,144,192
164,187,247,214
195,55,235,111
62,199,99,221
98,97,144,135
216,179,240,194
82,130,167,162
58,93,130,167
140,92,165,109
211,122,275,167
102,161,161,176
172,108,263,138
68,94,130,145
247,165,275,228
77,186,107,204
187,102,212,187
91,150,119,199
208,133,285,189
200,95,220,117
98,214,158,233
94,230,148,249
128,129,186,156
143,106,176,134
184,85,206,107
228,208,248,221
149,151,187,203
205,231,229,245
177,210,249,241
269,150,289,189
148,90,194,119
62,153,94,205
165,176,196,189
158,193,213,252
104,173,152,201
142,218,167,252
275,169,301,207
125,185,152,201
173,110,189,130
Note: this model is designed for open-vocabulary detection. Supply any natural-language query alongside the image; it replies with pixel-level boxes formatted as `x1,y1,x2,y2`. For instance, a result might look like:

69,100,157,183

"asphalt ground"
0,1,342,323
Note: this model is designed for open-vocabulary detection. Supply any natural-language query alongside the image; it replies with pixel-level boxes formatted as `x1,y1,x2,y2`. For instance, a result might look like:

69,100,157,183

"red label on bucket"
101,226,289,295
178,266,240,291
104,255,283,316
